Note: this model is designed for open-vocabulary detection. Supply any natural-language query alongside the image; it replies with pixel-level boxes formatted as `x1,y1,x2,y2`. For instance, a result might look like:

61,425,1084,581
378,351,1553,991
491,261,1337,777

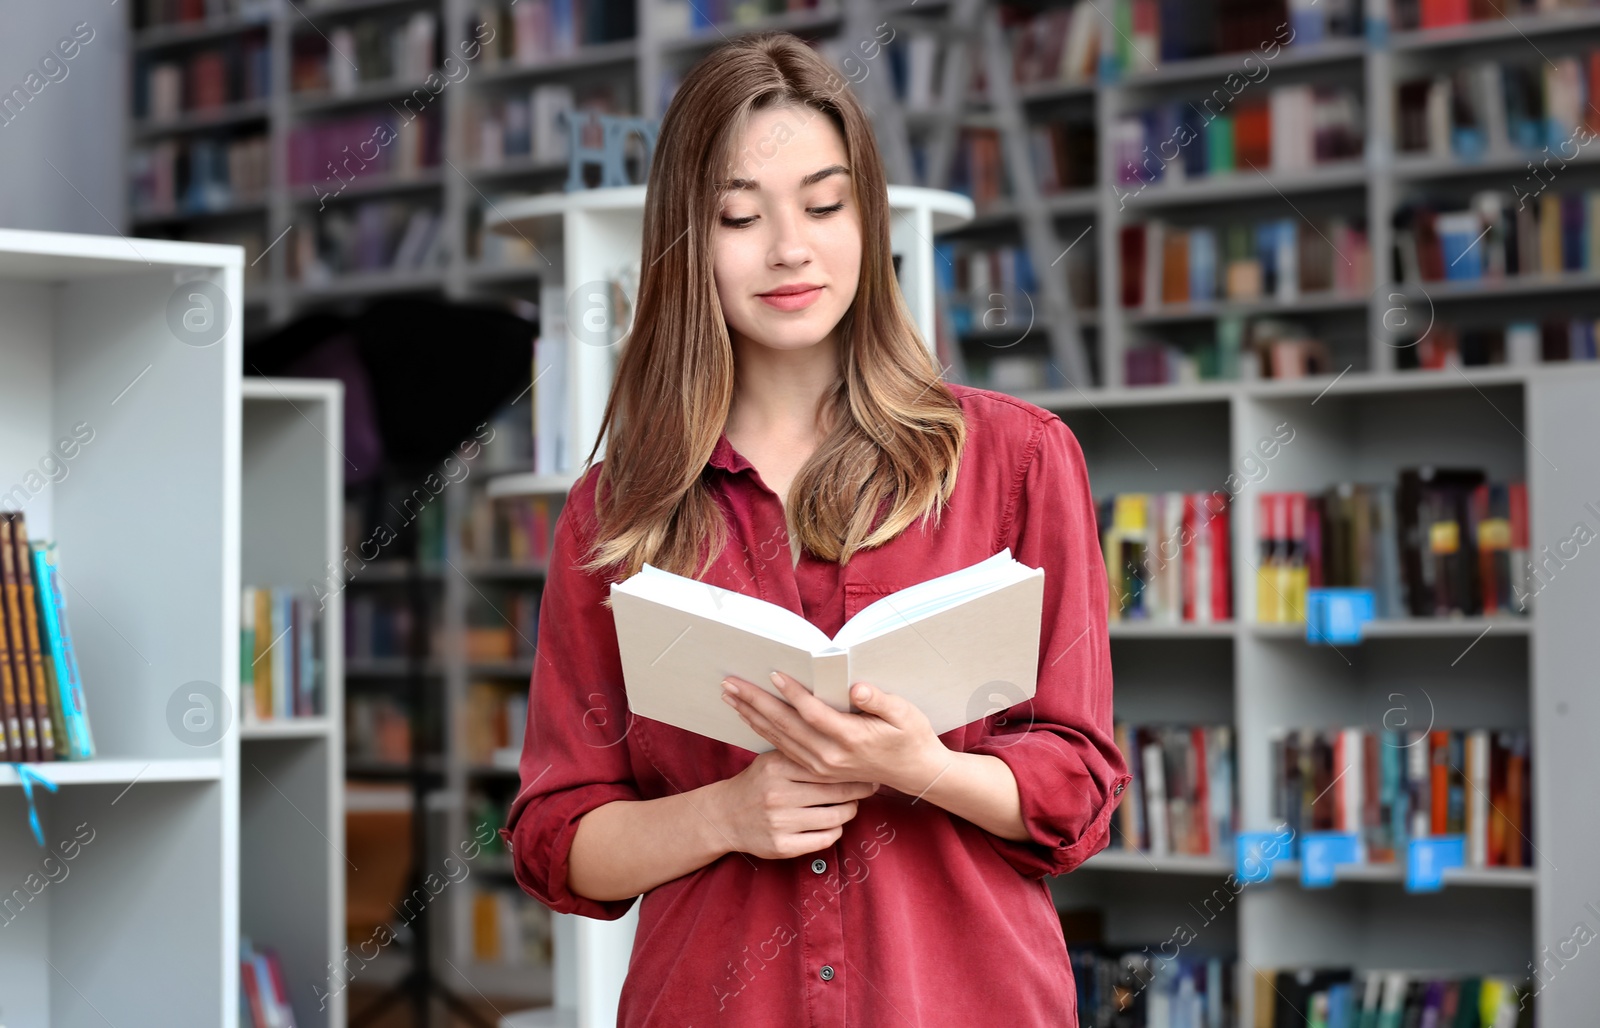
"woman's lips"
758,286,822,311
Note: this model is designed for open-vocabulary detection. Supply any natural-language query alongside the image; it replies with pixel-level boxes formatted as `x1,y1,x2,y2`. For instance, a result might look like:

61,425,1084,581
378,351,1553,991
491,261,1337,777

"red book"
1505,737,1527,867
1421,0,1471,28
1181,495,1199,622
241,958,268,1028
1429,730,1450,835
1120,225,1146,308
1234,102,1272,170
1589,52,1600,134
1206,492,1232,621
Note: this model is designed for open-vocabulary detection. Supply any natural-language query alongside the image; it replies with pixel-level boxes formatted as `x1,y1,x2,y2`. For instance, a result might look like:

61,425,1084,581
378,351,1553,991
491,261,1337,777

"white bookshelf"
0,228,242,1025
240,377,347,1028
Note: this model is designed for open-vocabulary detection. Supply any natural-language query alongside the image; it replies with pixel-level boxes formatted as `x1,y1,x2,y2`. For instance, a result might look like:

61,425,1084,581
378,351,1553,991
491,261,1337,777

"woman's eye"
718,202,846,229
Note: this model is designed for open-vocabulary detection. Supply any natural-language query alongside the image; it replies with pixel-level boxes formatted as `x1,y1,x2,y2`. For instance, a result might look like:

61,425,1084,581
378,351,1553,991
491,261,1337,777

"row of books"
1270,727,1534,869
241,586,325,722
341,493,447,570
135,0,272,30
1255,472,1529,623
129,135,268,218
1404,317,1600,369
1126,316,1340,385
347,595,428,662
463,84,578,168
1396,0,1599,30
1113,0,1358,71
1011,4,1102,89
1397,54,1600,159
140,221,269,288
286,112,439,188
139,38,270,121
1069,948,1232,1028
460,494,555,567
347,695,410,764
936,245,1096,338
1249,966,1530,1028
1396,190,1600,287
465,593,538,663
290,12,437,98
1110,724,1236,857
949,122,1100,212
1121,218,1372,310
0,513,94,763
678,0,823,33
462,885,553,967
1115,86,1363,188
463,682,528,768
239,937,300,1028
1099,492,1234,623
469,0,636,64
292,202,444,282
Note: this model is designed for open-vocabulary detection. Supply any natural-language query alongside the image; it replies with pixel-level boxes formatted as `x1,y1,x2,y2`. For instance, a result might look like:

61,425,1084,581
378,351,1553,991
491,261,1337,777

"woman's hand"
721,671,951,799
709,750,877,860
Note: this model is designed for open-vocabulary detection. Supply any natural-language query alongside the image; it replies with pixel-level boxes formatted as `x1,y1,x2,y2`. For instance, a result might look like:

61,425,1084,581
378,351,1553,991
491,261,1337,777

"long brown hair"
577,31,966,593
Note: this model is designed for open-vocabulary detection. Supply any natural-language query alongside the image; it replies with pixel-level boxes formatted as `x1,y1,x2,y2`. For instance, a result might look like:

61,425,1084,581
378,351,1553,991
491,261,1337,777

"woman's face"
713,106,862,358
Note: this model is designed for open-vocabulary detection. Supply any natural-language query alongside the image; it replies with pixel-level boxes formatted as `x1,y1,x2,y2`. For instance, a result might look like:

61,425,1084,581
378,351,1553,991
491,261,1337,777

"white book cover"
1141,740,1169,857
610,549,1045,753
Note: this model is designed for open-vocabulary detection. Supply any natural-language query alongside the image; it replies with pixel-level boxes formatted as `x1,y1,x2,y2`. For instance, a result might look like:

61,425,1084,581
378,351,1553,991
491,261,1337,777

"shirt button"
811,858,826,874
820,965,835,982
1114,782,1125,796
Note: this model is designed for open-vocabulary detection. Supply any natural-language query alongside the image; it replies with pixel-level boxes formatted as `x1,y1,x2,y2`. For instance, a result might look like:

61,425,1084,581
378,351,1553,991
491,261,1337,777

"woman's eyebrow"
716,164,852,192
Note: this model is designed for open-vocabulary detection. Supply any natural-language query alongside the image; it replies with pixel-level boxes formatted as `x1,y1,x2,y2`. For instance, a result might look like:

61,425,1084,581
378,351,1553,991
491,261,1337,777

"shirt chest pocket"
843,582,892,622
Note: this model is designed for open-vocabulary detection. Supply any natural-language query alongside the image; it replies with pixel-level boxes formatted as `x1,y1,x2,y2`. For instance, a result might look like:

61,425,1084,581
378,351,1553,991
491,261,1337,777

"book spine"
9,514,55,761
0,518,40,762
31,544,93,759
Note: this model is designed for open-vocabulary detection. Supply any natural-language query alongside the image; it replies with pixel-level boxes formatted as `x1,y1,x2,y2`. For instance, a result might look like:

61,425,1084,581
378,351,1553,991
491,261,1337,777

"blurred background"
6,0,1600,1025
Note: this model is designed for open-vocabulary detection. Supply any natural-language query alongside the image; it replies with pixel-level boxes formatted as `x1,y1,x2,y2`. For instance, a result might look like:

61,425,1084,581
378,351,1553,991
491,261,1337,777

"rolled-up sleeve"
966,414,1130,879
499,469,642,919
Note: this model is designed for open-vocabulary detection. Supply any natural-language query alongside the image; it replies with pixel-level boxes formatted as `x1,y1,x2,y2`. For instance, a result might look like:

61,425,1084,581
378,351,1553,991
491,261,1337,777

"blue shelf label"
1237,828,1293,884
1406,835,1466,892
1306,588,1375,644
1301,832,1362,888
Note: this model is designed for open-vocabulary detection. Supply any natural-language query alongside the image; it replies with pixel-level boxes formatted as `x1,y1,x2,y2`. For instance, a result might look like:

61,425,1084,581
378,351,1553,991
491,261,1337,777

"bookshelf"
240,377,346,1028
0,228,242,1024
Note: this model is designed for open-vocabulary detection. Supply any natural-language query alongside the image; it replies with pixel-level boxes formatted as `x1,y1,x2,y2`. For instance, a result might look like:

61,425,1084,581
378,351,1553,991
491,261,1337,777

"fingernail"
769,671,783,687
722,679,736,695
721,693,736,707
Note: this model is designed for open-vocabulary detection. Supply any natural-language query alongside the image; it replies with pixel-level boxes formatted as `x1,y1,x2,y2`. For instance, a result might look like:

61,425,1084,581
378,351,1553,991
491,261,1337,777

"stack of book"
1250,967,1530,1026
346,695,411,764
1110,723,1236,858
463,84,579,168
463,683,528,767
136,0,273,30
1069,946,1233,1028
468,0,636,60
1254,472,1530,623
1269,727,1533,869
346,594,427,662
1099,492,1234,624
1116,86,1363,188
1394,0,1600,31
462,884,554,967
1402,317,1600,368
240,586,324,722
138,36,270,121
465,593,537,664
1397,53,1600,159
1120,217,1371,310
129,134,269,217
1394,189,1600,287
0,513,95,762
1110,0,1361,71
290,11,437,98
287,111,439,189
239,937,300,1028
461,494,555,567
291,201,443,282
1009,4,1103,90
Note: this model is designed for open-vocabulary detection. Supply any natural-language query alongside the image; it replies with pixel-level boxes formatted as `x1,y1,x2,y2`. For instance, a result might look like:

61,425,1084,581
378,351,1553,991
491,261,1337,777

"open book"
609,548,1045,753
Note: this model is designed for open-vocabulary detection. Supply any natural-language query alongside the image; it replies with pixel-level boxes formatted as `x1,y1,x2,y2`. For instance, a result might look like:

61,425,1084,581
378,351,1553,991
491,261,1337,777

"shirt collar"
709,431,753,475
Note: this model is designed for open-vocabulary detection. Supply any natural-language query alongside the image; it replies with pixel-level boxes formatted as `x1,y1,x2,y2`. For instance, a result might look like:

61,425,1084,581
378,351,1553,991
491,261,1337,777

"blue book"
30,543,94,760
1189,228,1217,303
1436,212,1484,281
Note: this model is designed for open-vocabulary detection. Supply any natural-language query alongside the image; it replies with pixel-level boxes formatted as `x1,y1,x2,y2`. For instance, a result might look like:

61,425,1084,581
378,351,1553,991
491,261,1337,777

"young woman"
501,31,1128,1026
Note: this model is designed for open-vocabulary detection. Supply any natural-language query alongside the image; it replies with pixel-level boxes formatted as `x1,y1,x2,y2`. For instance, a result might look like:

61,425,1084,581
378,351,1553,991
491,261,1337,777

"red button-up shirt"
502,383,1130,1026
